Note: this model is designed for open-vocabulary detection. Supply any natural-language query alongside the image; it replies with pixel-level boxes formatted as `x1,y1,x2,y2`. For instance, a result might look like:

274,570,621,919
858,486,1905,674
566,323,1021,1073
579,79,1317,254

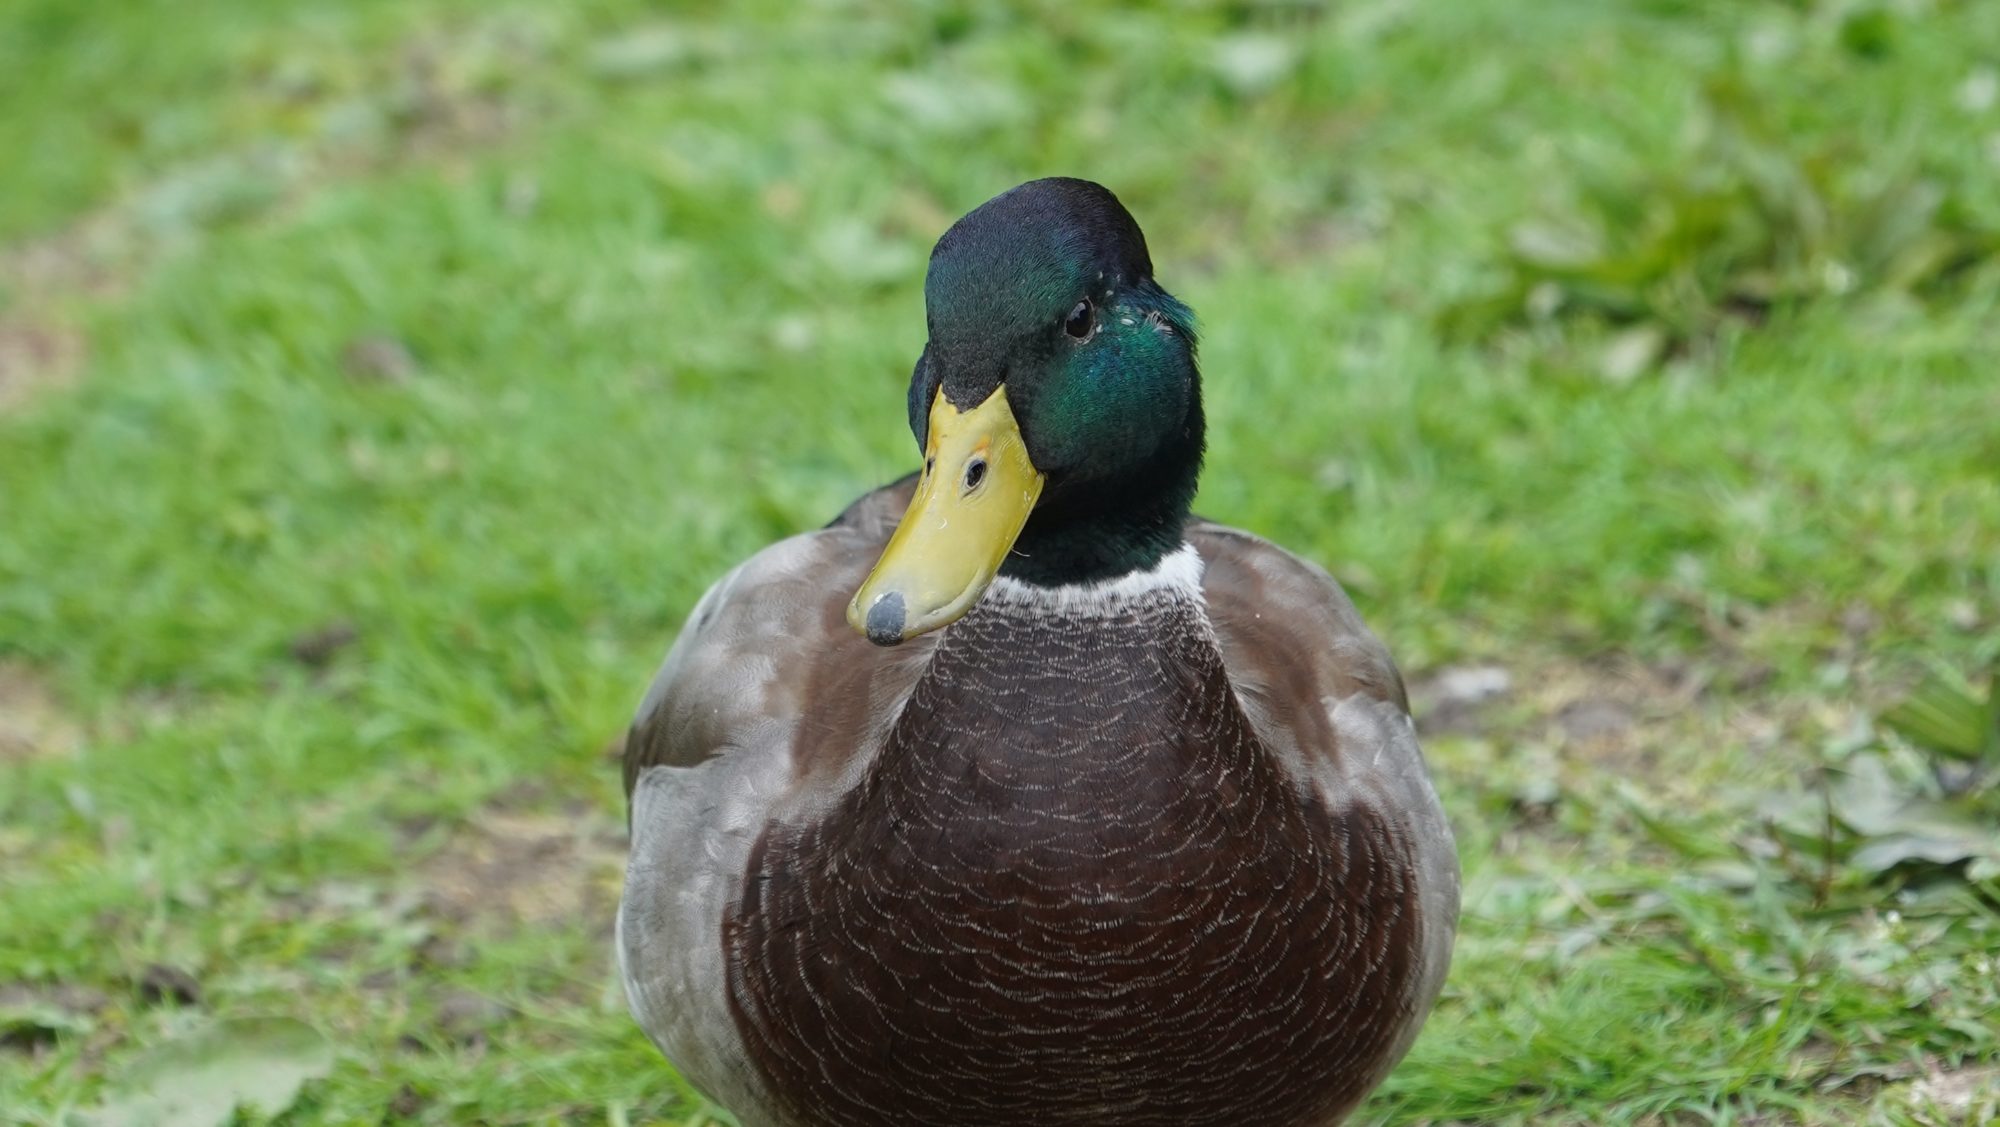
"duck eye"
963,457,987,492
1063,298,1094,339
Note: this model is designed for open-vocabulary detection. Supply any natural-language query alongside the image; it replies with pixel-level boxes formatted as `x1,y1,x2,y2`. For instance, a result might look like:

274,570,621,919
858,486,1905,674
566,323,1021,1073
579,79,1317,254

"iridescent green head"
850,179,1204,641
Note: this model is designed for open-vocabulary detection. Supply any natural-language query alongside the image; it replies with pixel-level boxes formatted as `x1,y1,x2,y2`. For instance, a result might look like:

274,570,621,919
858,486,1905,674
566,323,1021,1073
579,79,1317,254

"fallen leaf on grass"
85,1017,333,1127
1881,660,1998,765
1889,1061,2000,1125
0,984,103,1051
1761,750,2000,882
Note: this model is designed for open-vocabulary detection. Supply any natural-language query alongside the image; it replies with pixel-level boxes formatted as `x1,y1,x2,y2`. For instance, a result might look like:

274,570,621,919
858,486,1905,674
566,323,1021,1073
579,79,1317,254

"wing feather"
621,475,926,803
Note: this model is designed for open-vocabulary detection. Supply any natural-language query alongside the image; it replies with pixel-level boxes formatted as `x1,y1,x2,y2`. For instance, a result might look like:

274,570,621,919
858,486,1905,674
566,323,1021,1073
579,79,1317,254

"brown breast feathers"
722,583,1425,1127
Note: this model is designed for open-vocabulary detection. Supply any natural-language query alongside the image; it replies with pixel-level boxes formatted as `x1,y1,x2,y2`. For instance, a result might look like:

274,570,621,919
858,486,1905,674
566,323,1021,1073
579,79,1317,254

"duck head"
848,177,1203,646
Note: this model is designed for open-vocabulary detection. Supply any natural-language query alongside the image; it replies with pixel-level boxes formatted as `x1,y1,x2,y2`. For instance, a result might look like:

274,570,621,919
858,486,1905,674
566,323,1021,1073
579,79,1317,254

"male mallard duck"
618,178,1458,1127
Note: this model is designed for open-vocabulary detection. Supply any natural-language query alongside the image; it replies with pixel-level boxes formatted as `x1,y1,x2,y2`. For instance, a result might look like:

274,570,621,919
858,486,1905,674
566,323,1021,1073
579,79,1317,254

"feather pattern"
619,481,1457,1127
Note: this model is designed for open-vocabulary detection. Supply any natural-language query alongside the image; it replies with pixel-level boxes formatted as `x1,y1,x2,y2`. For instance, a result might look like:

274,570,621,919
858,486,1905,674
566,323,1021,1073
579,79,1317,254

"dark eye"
963,457,987,491
1063,298,1094,339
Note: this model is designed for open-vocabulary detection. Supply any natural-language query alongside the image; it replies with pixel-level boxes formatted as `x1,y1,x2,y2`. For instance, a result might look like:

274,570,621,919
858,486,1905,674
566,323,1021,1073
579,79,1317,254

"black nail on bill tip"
865,591,906,647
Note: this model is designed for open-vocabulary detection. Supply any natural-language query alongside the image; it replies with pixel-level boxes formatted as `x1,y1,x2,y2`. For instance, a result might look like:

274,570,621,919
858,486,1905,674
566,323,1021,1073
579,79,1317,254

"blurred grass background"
2,0,1998,1124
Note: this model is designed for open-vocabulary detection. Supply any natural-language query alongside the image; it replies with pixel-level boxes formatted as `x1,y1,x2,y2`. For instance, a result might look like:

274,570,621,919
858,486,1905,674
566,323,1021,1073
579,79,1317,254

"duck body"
618,179,1458,1127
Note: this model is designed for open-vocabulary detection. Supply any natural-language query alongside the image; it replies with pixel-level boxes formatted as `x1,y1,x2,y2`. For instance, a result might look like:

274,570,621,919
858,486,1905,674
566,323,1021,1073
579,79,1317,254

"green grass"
3,0,1999,1123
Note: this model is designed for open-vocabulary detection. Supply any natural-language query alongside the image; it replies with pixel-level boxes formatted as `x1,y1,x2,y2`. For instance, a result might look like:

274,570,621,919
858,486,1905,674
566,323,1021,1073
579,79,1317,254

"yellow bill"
848,386,1044,645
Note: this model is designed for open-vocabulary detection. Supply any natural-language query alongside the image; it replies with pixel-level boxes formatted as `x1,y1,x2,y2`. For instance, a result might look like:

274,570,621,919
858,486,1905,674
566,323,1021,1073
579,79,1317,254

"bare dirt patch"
1412,654,1695,769
413,796,627,937
1410,651,1869,854
0,320,86,413
0,213,127,305
1409,663,1514,736
1414,651,1844,777
0,663,83,761
1519,657,1698,775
